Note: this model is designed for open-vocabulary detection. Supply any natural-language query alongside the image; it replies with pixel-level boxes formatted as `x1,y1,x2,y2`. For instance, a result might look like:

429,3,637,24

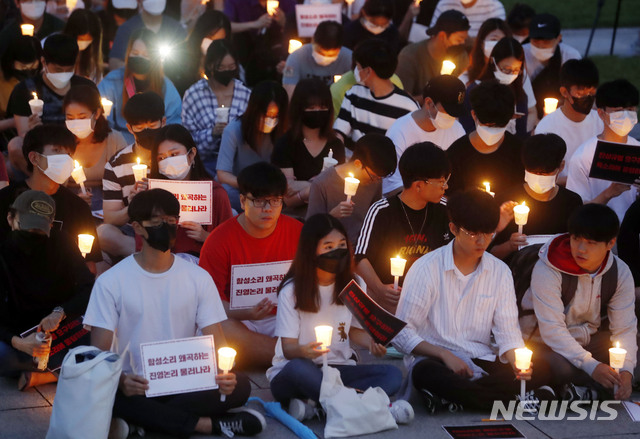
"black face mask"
135,127,161,150
128,56,151,75
316,247,350,274
143,223,177,252
213,69,237,87
14,68,39,81
569,94,596,115
10,230,48,254
301,110,330,129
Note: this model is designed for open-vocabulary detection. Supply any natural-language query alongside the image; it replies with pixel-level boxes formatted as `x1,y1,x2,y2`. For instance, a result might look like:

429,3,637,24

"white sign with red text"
296,4,342,38
229,260,292,310
147,179,213,225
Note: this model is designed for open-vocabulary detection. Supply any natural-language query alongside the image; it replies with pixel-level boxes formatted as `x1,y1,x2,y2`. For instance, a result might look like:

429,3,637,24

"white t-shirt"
535,109,604,180
429,0,506,38
382,112,465,194
566,135,640,221
84,255,227,375
266,281,359,381
523,43,581,81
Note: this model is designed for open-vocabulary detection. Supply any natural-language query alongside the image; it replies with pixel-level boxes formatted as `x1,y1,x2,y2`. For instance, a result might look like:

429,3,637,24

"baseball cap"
426,10,470,37
422,75,466,118
529,14,561,40
10,190,56,236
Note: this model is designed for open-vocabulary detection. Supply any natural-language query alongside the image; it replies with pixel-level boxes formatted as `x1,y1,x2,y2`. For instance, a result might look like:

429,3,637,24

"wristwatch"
53,306,66,320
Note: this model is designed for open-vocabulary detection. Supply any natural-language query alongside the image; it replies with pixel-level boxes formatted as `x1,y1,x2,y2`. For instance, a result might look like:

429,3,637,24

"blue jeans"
0,341,37,376
270,358,402,403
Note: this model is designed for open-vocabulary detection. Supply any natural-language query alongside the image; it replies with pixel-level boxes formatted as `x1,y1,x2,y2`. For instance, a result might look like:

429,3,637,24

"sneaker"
389,400,414,424
562,383,597,402
517,386,555,413
447,401,464,413
214,407,266,437
287,398,316,421
108,418,129,439
419,389,444,414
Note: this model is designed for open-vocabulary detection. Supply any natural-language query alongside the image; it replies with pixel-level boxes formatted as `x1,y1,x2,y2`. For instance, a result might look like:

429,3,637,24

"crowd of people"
0,0,639,437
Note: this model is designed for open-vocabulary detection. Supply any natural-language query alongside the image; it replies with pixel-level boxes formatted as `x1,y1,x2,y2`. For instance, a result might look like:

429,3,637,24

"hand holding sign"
180,221,209,242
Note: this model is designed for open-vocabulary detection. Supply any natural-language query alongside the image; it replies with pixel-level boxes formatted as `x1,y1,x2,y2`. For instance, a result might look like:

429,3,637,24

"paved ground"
561,27,639,57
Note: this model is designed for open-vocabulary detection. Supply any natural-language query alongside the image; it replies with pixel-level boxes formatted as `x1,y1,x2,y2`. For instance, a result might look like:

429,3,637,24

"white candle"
132,157,147,182
515,347,533,403
483,181,495,198
29,92,43,116
609,342,627,370
77,234,95,257
441,60,456,75
322,149,338,171
513,202,530,234
390,255,407,291
315,325,333,350
214,105,230,124
344,172,360,203
288,39,302,54
217,347,237,402
333,75,342,83
101,98,113,117
266,0,278,15
21,24,34,36
543,98,558,115
71,160,87,194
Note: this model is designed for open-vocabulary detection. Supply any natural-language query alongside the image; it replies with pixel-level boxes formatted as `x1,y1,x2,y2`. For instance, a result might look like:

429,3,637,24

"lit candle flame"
137,157,141,165
521,201,526,207
616,341,620,349
483,181,490,192
74,160,80,168
32,92,38,100
349,172,354,178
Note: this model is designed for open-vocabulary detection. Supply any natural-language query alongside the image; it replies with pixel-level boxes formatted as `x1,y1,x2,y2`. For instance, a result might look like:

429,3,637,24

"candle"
515,347,533,403
132,157,148,182
71,160,87,194
101,98,113,117
29,92,44,116
20,24,34,36
482,181,495,198
77,234,95,257
322,149,338,171
214,105,230,124
217,347,237,402
266,0,278,15
333,75,342,83
609,342,627,370
390,255,407,291
315,325,332,368
513,202,530,234
66,0,77,12
441,60,456,75
543,98,558,115
344,172,360,203
288,39,302,54
345,0,354,17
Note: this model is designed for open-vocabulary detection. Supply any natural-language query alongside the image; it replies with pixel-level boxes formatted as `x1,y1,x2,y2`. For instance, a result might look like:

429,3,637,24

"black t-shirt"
0,182,102,262
446,132,524,195
354,195,452,286
343,19,402,54
618,199,640,287
271,132,346,182
0,14,65,60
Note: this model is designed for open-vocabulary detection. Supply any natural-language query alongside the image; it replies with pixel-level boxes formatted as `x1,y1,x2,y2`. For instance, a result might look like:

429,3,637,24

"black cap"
423,75,466,118
10,190,55,236
529,14,561,40
426,10,470,37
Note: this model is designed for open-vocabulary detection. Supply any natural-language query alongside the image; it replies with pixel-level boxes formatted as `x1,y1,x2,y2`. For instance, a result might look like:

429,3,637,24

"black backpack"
509,243,618,319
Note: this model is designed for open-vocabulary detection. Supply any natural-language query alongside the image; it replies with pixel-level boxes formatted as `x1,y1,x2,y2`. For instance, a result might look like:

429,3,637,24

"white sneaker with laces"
287,398,316,421
389,400,415,424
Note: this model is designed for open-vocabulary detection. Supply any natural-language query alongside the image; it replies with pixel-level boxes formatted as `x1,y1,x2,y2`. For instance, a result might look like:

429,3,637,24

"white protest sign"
229,260,292,310
140,335,218,397
295,4,342,38
521,234,554,248
147,179,214,225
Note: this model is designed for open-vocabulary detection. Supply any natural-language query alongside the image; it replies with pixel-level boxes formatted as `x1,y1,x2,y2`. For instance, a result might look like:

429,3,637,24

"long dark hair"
279,214,354,313
241,81,288,151
203,39,238,80
63,9,103,82
188,10,231,56
288,78,335,141
149,124,211,180
479,37,526,102
63,85,111,143
123,28,164,111
467,18,511,83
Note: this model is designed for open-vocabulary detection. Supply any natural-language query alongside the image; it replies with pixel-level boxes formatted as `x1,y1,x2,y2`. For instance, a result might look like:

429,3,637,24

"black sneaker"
516,386,555,413
213,407,266,437
419,389,444,414
561,383,597,403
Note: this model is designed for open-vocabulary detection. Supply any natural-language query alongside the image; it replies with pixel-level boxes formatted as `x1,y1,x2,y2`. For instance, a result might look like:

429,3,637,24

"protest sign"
140,335,218,397
588,140,640,184
147,179,214,225
520,234,553,248
338,280,406,346
296,4,342,38
443,424,525,439
229,260,291,310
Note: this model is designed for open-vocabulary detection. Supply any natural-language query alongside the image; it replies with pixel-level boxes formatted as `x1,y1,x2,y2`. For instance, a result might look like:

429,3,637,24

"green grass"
591,55,640,92
502,0,640,29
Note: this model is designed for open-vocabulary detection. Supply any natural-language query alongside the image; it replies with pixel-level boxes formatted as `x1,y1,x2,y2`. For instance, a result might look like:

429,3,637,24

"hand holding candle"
132,157,147,182
71,160,87,194
514,347,533,402
609,341,627,394
441,60,456,75
483,181,495,198
217,347,237,402
29,92,44,116
214,105,230,124
315,325,332,367
513,202,530,234
21,24,34,36
266,0,278,15
390,255,407,291
344,173,360,203
78,234,95,257
543,98,558,115
322,148,338,171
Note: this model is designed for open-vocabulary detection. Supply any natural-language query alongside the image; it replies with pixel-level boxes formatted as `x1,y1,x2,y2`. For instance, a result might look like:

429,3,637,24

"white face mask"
530,44,556,62
361,17,388,35
21,0,46,20
525,170,557,194
607,110,638,137
263,117,278,133
354,66,365,85
513,34,527,44
159,153,191,180
38,153,75,184
65,117,94,139
142,0,166,15
201,37,214,56
492,59,518,85
312,50,338,67
77,40,92,51
430,106,456,130
46,69,74,89
483,40,498,59
475,122,506,145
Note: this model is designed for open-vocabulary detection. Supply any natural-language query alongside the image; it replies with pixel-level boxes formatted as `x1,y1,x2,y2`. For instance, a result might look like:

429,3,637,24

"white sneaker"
389,400,414,424
287,398,316,421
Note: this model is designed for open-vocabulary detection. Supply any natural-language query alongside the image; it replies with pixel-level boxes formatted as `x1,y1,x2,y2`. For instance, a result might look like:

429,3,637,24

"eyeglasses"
144,215,179,227
363,166,382,182
245,196,284,208
424,174,451,189
459,227,496,241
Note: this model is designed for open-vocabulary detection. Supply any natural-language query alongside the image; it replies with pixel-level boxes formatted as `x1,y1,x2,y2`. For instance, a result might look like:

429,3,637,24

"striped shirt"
103,144,142,206
333,84,419,143
394,240,524,361
429,0,505,38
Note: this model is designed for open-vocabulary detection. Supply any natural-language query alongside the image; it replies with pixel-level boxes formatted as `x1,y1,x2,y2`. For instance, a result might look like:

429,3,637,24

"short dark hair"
43,33,78,66
204,39,238,80
507,3,535,32
521,133,566,173
1,35,42,80
123,91,165,126
352,133,396,178
448,189,499,233
353,39,396,79
128,188,180,223
314,21,343,50
560,58,599,90
568,204,619,243
399,142,451,188
595,79,640,109
362,0,394,18
63,85,111,143
237,162,287,198
188,10,231,52
150,124,212,180
23,125,76,172
470,81,515,126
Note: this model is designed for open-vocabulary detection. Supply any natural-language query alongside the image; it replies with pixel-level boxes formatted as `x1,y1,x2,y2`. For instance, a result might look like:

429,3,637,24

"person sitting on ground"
85,188,265,438
618,199,640,305
394,188,554,412
62,9,104,83
429,0,505,39
506,3,535,45
458,17,510,86
521,204,637,401
343,0,402,54
356,142,452,313
199,162,303,369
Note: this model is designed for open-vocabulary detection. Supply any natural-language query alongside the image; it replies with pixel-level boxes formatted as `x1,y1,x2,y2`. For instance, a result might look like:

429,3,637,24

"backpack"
509,243,618,319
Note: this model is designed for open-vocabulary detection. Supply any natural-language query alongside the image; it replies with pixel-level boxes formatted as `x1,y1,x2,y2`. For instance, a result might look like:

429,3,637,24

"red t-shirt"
199,214,303,302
